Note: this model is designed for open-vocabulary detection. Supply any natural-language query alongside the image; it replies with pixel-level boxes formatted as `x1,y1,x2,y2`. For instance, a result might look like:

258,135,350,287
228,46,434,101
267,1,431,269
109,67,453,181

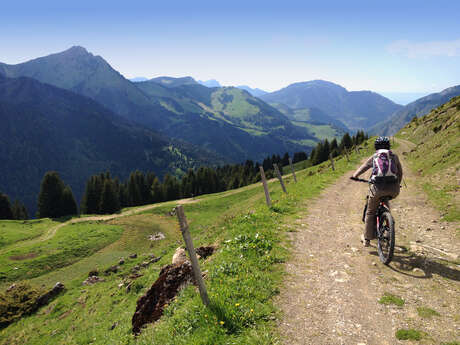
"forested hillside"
0,75,218,216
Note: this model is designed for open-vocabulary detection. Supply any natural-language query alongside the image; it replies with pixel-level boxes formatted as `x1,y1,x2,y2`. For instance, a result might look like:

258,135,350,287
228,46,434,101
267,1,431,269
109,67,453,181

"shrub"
395,329,424,341
378,292,405,306
0,283,44,329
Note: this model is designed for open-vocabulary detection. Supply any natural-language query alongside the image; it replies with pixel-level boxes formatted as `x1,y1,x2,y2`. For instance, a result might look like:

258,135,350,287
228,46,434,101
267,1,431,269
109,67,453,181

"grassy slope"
292,121,341,141
0,145,372,345
0,223,123,283
0,219,57,247
396,96,460,222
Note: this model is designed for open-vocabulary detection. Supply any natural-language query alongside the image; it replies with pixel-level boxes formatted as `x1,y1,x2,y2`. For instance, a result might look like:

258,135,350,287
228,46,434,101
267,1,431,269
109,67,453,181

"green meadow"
0,143,372,345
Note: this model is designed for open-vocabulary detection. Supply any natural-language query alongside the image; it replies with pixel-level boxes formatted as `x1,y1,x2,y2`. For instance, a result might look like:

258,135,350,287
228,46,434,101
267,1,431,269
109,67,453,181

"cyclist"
351,137,403,247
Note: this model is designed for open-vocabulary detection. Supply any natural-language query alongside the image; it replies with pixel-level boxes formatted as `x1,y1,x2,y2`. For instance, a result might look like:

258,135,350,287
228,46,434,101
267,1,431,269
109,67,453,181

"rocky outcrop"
35,282,65,308
82,276,105,285
132,262,194,334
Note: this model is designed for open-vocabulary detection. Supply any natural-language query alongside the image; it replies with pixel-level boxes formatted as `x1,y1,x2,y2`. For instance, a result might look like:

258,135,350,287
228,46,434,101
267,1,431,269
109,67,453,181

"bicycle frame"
376,199,391,233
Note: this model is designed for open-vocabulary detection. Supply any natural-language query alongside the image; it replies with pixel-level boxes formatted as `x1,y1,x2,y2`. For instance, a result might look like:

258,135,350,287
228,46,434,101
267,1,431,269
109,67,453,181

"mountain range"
2,45,456,215
260,80,403,130
0,47,330,163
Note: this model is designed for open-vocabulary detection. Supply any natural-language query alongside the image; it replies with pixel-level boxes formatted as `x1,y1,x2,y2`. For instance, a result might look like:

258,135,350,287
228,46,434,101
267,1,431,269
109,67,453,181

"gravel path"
278,139,459,345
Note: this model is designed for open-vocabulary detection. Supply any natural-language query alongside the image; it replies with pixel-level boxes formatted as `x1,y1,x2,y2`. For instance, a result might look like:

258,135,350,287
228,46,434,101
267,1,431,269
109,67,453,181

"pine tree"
340,133,353,151
99,180,120,214
151,177,163,202
330,138,339,157
282,153,290,166
37,171,66,218
293,151,308,163
163,174,180,201
145,172,156,203
61,186,78,216
81,175,103,214
0,193,13,220
118,183,129,208
12,199,28,220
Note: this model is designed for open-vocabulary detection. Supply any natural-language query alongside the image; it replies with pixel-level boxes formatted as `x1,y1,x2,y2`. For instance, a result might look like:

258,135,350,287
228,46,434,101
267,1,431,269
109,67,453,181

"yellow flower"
235,303,240,307
219,321,225,325
250,309,254,313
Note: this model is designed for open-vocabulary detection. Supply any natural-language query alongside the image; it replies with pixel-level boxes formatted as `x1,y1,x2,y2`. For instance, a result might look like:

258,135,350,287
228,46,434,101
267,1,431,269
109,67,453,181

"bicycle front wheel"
377,211,395,265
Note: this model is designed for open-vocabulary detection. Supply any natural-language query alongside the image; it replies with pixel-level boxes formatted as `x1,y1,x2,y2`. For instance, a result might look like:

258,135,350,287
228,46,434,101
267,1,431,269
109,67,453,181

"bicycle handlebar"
350,177,372,183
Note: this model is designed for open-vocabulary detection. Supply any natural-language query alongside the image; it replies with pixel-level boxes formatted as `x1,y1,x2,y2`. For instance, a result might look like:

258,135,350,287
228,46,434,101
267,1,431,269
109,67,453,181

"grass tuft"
396,329,424,341
378,292,405,306
417,306,440,318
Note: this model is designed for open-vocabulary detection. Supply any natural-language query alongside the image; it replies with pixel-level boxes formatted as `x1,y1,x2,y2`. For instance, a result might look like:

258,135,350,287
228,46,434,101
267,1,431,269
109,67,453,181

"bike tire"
377,211,395,265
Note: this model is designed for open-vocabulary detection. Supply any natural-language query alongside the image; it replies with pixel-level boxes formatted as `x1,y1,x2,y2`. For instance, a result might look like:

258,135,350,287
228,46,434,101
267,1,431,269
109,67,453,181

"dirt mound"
195,246,215,259
132,262,195,334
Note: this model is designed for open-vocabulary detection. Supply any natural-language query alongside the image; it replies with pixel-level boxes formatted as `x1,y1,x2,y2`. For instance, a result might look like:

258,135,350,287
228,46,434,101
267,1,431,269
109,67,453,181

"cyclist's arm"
394,154,403,183
352,156,373,179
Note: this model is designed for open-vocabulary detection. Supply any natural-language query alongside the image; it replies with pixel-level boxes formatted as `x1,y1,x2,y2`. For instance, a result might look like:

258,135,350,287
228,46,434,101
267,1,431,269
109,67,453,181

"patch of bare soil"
9,252,37,260
277,139,459,345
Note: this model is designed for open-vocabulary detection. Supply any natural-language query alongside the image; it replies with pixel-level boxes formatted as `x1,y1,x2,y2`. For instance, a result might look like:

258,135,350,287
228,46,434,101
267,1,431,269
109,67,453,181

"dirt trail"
278,139,459,345
0,197,198,255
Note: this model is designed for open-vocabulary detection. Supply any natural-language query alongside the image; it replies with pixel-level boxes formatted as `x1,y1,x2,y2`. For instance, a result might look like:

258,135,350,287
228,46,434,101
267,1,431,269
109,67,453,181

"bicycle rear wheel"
377,211,395,265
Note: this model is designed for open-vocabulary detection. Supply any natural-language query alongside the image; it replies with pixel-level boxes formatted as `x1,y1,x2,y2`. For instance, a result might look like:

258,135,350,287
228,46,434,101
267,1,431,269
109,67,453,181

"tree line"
309,131,367,166
0,131,368,219
0,193,28,220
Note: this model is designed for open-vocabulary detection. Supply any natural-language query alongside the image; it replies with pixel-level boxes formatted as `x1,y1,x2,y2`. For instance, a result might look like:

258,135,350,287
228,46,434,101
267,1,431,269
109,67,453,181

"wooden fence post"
354,146,359,154
329,153,335,171
344,149,350,162
259,166,272,207
175,205,210,307
273,164,287,194
288,157,297,183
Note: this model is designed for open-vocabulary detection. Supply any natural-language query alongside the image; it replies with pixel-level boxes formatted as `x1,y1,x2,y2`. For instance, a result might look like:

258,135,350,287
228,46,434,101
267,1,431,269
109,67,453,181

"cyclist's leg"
364,186,380,240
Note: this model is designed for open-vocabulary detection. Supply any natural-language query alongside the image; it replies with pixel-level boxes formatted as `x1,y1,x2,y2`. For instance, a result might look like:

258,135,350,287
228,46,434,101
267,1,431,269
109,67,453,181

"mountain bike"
351,177,395,265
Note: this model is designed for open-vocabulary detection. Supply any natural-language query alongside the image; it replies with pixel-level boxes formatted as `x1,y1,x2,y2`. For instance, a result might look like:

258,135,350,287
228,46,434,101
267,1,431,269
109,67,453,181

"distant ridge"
370,85,460,136
149,76,198,88
236,85,268,97
260,80,402,130
130,77,148,82
198,79,221,87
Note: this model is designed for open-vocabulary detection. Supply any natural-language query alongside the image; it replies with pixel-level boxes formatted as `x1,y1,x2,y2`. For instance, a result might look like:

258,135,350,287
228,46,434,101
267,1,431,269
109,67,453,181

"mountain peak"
149,76,198,88
62,46,90,56
289,80,347,91
198,79,221,88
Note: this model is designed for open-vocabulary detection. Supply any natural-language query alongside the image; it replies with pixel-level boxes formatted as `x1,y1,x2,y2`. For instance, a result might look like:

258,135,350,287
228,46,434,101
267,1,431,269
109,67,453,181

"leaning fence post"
273,164,287,194
259,166,272,207
329,153,335,171
288,157,297,183
344,149,350,162
175,205,210,307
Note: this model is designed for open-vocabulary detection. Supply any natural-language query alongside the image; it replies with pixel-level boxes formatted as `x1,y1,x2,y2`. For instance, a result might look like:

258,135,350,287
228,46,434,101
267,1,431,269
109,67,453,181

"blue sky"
1,0,460,99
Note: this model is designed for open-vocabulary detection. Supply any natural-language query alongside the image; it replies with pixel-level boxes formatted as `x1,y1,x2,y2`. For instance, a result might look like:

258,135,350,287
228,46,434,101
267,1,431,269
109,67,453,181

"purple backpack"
372,149,397,178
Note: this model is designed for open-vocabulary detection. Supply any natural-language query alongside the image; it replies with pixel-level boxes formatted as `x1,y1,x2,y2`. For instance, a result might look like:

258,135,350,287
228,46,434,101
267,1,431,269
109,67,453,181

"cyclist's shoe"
361,234,371,247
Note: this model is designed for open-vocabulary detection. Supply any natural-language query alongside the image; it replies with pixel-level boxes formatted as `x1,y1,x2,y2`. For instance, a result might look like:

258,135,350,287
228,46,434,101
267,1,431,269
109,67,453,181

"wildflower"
235,303,240,307
219,321,225,325
250,309,254,313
